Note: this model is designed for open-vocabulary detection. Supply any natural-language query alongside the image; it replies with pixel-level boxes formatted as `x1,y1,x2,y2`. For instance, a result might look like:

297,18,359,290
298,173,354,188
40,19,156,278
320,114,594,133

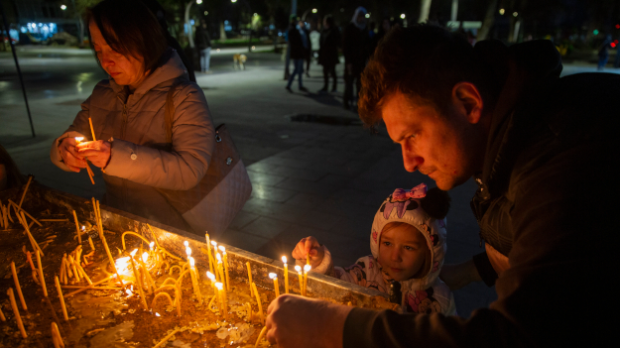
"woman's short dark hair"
358,25,494,127
87,0,167,74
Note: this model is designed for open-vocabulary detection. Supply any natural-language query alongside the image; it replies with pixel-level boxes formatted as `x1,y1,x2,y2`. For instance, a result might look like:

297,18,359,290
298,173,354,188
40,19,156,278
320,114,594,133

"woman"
50,0,215,231
318,15,340,93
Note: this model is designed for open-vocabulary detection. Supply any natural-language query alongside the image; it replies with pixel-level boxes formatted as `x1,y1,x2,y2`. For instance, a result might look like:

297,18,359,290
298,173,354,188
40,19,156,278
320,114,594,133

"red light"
611,42,617,48
616,24,620,29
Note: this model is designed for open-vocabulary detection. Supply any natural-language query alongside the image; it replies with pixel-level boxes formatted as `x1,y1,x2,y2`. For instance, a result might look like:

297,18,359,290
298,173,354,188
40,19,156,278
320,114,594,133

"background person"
195,19,212,73
318,15,340,93
285,19,309,92
50,0,215,232
266,25,616,348
342,7,371,110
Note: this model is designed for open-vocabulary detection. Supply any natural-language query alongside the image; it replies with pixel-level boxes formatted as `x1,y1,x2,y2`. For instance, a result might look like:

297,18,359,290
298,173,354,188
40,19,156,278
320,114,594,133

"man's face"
382,91,484,190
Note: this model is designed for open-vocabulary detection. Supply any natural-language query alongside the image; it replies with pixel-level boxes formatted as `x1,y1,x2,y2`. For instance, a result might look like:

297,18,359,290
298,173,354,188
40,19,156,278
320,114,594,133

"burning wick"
269,273,280,297
155,312,161,317
282,256,289,294
185,247,192,257
74,137,84,144
149,241,154,250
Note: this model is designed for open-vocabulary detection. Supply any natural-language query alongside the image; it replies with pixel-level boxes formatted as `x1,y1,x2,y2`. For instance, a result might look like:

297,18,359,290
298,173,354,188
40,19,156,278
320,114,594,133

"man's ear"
451,82,484,125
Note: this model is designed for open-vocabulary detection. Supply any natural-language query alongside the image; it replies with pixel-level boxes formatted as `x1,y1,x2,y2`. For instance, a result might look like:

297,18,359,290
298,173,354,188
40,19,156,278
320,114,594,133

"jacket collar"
110,48,189,104
474,40,562,197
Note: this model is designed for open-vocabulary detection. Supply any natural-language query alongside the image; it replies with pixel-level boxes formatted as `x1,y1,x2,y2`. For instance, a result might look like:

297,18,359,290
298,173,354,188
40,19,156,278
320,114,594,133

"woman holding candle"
50,0,215,233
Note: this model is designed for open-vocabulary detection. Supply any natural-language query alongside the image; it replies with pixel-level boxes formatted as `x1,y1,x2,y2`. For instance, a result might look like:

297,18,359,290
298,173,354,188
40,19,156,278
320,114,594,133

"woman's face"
89,20,146,89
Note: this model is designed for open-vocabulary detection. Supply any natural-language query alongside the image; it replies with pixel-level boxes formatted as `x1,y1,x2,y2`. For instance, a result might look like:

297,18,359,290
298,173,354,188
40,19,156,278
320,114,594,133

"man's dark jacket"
342,22,370,69
318,27,341,67
344,40,617,347
288,26,309,60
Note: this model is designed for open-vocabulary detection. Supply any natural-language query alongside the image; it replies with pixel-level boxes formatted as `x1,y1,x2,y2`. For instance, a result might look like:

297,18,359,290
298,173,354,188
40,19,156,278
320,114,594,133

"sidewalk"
2,54,495,317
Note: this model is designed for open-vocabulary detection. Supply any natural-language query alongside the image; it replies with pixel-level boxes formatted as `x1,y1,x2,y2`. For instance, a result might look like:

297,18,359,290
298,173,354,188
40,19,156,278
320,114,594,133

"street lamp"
400,13,406,19
60,4,67,10
312,8,317,14
231,0,238,3
185,0,204,48
196,0,203,4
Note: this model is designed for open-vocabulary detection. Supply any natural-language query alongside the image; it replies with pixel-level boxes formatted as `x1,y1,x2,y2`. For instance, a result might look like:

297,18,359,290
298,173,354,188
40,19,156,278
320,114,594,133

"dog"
233,54,247,70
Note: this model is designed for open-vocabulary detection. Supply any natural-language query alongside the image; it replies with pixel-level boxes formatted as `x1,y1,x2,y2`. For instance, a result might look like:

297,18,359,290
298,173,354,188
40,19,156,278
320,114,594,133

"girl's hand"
76,140,111,169
58,137,88,172
292,236,324,269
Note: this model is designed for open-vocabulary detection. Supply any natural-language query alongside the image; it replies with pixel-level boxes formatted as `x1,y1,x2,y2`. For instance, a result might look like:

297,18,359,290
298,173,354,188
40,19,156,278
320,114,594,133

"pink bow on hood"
391,183,427,202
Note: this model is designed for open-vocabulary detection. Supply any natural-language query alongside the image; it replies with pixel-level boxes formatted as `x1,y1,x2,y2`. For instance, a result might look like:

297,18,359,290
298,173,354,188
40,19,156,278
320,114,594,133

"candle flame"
281,256,287,264
185,246,192,257
207,271,215,281
216,253,222,262
75,137,84,142
218,245,225,252
189,257,195,268
211,241,217,248
141,252,149,263
304,264,312,273
294,265,301,272
155,312,161,317
130,249,138,257
215,282,223,290
81,226,85,230
149,241,155,250
184,241,189,247
269,272,277,279
115,256,131,276
125,289,133,297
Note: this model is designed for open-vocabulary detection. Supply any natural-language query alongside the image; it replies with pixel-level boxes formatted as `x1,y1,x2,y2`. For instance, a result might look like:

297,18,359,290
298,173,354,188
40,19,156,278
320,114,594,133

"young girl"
292,183,456,315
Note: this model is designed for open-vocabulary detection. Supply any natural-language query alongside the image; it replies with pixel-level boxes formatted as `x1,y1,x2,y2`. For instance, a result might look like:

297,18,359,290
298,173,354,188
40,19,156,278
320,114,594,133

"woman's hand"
76,140,111,169
292,236,324,269
58,137,88,172
439,259,482,291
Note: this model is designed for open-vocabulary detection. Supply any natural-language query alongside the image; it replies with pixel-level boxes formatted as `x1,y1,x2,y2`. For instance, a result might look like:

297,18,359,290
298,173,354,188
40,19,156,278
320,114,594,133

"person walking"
195,19,212,74
318,15,340,93
286,19,309,92
342,7,371,110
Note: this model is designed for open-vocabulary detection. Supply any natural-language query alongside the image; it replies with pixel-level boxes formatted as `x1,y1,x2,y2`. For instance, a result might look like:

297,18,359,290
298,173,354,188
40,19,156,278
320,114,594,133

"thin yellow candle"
10,262,27,310
303,264,312,296
205,233,214,274
8,288,27,338
282,256,289,294
54,276,69,321
269,273,280,297
72,210,81,244
254,326,268,348
88,236,95,251
215,253,224,286
128,253,148,310
0,306,5,321
51,321,65,348
26,251,35,271
251,282,265,323
189,257,203,304
219,246,231,292
295,265,303,295
246,261,253,297
18,175,32,208
96,200,123,287
36,249,48,297
206,271,217,294
215,282,226,319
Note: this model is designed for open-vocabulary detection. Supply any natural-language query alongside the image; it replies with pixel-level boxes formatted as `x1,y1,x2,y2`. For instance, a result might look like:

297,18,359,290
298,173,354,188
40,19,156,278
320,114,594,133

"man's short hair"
359,25,492,127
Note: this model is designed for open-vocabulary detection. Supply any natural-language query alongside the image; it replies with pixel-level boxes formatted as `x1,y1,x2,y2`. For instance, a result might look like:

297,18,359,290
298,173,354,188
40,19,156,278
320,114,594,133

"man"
194,19,212,73
266,26,617,347
342,7,371,110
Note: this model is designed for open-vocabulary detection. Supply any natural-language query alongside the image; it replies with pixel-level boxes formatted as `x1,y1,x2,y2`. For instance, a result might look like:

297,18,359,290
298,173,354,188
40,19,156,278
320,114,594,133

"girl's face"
89,20,146,89
378,224,429,281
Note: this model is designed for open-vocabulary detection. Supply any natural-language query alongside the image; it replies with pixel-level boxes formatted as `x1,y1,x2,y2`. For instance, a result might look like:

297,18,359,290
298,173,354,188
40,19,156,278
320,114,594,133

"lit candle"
54,276,69,321
205,233,214,274
51,321,64,348
10,262,27,311
72,210,81,244
251,282,265,323
215,253,224,285
74,137,84,143
26,251,35,271
218,246,230,292
295,265,303,295
189,257,203,304
36,250,48,297
246,261,253,298
269,273,280,297
303,264,312,296
138,252,155,294
88,235,95,251
128,253,148,310
215,282,227,320
8,288,27,338
0,305,5,321
282,256,289,294
206,271,217,295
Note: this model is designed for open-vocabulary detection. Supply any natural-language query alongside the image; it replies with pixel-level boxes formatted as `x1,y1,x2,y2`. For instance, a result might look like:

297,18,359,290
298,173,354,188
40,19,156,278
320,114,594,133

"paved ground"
2,46,618,317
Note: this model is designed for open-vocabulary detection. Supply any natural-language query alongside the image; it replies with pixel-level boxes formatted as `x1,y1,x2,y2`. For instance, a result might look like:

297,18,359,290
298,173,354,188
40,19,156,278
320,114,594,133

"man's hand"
58,137,88,172
292,236,325,269
76,140,111,169
439,259,482,291
266,294,352,348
